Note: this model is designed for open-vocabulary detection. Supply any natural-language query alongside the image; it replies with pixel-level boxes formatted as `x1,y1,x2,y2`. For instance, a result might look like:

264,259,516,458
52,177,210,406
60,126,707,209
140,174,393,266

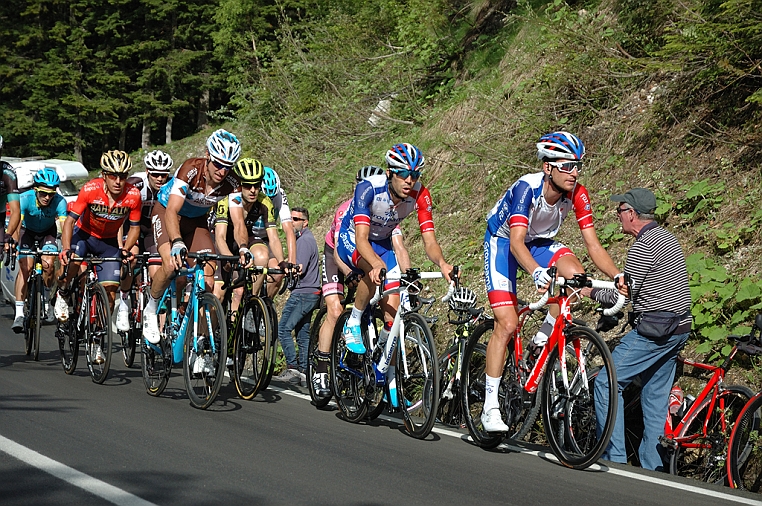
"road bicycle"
648,317,762,483
727,317,762,492
461,269,625,469
331,267,454,439
223,263,290,400
57,254,124,384
118,252,153,368
18,242,52,361
140,252,228,409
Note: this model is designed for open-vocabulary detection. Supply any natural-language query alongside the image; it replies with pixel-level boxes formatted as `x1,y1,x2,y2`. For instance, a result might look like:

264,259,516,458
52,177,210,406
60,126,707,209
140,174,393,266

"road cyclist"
0,134,22,260
261,166,298,296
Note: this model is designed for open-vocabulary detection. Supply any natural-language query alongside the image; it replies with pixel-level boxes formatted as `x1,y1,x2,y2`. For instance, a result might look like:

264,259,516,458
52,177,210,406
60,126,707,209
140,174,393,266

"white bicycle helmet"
448,287,477,313
206,129,241,166
356,165,385,182
144,150,173,174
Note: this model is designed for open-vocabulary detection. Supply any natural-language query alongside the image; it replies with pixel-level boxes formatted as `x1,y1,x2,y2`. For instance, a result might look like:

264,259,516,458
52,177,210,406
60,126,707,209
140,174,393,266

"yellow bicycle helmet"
100,150,132,173
233,158,264,184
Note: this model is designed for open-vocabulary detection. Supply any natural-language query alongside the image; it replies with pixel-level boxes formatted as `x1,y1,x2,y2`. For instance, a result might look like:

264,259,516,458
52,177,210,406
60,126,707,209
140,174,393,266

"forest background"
3,0,762,383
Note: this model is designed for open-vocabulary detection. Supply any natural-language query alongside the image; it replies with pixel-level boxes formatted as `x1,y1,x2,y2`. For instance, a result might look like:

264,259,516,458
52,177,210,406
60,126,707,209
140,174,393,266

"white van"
0,158,90,303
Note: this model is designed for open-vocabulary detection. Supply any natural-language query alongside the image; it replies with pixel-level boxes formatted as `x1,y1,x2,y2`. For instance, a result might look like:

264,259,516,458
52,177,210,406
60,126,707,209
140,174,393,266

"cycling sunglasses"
241,182,262,190
210,159,232,171
547,160,583,174
390,168,421,180
104,172,128,180
35,186,57,194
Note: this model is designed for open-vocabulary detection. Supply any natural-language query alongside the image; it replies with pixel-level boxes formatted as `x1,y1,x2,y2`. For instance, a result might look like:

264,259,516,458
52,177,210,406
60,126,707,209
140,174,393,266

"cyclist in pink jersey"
479,131,623,433
311,166,410,398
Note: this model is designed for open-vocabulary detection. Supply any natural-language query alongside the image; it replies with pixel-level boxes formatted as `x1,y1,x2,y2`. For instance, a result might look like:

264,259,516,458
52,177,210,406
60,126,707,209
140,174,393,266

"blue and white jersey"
20,189,67,233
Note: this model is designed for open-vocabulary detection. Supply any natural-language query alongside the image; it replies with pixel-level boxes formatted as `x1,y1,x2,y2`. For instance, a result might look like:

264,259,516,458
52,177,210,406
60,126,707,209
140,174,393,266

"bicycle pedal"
659,436,677,449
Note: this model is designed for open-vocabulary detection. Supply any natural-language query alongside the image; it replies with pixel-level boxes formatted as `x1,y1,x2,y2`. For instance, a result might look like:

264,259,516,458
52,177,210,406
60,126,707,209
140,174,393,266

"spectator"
275,206,321,386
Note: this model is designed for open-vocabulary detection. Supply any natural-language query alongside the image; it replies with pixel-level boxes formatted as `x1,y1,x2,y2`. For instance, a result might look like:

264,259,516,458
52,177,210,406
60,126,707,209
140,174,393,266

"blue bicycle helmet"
263,167,280,198
536,131,585,161
33,167,60,188
385,143,425,171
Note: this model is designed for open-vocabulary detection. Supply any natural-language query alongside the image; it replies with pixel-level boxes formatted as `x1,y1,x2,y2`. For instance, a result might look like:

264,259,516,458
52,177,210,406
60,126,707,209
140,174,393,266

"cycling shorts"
321,244,344,297
71,227,122,285
336,231,400,291
484,234,574,308
18,226,58,257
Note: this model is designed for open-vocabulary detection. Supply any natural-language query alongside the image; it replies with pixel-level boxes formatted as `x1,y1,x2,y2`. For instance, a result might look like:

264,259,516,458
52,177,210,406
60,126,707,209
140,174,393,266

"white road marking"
0,435,158,506
271,385,760,505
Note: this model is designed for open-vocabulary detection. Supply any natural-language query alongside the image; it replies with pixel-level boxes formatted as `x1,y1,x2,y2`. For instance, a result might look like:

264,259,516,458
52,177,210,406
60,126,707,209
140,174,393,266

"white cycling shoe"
143,312,161,344
481,408,509,433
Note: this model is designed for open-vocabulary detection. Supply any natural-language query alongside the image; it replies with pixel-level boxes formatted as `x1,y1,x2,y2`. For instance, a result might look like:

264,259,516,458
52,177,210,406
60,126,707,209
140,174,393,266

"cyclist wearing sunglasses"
479,131,622,433
56,150,142,363
212,158,284,309
261,166,298,297
11,168,68,333
143,129,250,344
336,143,454,354
117,150,174,332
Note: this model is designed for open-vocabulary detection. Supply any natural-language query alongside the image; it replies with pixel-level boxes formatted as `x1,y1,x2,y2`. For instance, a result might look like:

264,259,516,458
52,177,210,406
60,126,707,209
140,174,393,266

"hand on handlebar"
59,248,72,266
120,248,135,263
532,266,552,292
170,239,188,270
369,264,385,286
239,247,254,269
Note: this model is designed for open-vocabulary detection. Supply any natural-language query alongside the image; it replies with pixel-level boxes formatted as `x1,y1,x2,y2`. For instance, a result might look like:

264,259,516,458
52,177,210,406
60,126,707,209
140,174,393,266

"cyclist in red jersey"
54,150,141,364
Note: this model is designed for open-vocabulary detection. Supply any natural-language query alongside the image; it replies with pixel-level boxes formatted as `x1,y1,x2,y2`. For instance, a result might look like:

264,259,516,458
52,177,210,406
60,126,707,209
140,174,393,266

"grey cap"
610,188,656,214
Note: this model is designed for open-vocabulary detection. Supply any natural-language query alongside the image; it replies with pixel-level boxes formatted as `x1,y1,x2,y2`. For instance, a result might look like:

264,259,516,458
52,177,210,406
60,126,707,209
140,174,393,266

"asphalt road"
0,311,758,506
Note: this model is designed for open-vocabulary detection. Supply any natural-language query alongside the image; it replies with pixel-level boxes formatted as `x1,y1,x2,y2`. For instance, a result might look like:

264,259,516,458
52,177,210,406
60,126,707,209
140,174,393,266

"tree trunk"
142,119,151,149
197,89,209,130
119,126,127,151
74,124,83,164
165,114,173,144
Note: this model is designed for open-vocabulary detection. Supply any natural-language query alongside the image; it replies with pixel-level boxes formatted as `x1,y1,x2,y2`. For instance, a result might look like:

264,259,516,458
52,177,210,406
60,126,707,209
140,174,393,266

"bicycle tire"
306,306,332,408
121,290,139,368
330,309,368,422
86,283,112,384
23,273,37,357
183,292,228,409
396,312,439,439
233,296,270,400
437,343,464,427
32,274,42,361
541,325,616,470
670,384,754,483
141,306,172,397
259,297,278,391
58,306,79,375
727,390,762,491
363,307,386,421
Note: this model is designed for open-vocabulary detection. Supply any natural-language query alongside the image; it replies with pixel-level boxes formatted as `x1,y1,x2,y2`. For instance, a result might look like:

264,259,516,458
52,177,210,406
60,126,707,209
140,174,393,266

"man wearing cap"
590,187,692,471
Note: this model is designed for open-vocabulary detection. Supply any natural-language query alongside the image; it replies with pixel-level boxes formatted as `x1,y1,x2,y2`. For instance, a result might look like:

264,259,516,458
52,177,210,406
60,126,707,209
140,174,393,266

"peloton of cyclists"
55,150,143,365
479,131,622,433
11,168,68,333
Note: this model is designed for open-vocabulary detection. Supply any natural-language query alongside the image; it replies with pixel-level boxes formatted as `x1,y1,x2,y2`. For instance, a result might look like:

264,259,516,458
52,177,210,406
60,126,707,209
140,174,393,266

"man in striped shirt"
591,187,692,471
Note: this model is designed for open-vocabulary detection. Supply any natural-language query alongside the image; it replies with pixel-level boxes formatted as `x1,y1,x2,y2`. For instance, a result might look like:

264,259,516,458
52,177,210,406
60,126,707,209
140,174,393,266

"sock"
145,294,158,316
483,374,501,411
315,350,330,374
532,314,556,346
119,290,129,310
378,321,392,345
347,306,363,327
15,301,24,318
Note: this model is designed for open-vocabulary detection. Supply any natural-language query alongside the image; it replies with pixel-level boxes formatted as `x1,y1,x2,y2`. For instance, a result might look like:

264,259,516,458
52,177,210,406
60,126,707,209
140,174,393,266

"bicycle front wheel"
141,305,172,396
32,275,43,361
395,312,439,439
306,306,332,408
183,292,228,409
541,325,616,470
727,391,762,491
259,298,278,391
330,309,368,422
85,283,112,384
670,384,754,483
233,296,270,400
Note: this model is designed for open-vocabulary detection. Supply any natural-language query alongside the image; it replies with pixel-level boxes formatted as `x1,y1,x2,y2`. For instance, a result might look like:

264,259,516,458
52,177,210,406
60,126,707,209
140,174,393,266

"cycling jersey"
326,198,401,249
68,178,142,239
486,172,593,241
269,187,292,224
19,189,67,234
0,161,20,208
215,193,276,246
126,172,161,236
339,174,434,243
157,158,242,218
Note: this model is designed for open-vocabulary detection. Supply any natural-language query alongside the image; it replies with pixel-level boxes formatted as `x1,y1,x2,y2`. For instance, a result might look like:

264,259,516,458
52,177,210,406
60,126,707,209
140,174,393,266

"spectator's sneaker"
45,309,56,324
342,323,366,354
143,312,161,344
11,316,25,334
275,368,302,384
116,303,130,332
312,371,330,397
92,345,105,365
296,370,307,387
54,291,69,322
481,407,509,433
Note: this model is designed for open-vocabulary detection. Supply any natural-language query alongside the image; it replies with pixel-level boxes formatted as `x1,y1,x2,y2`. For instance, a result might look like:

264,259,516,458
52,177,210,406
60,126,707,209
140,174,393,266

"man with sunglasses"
56,150,142,364
11,168,68,332
336,143,454,355
479,131,622,433
118,150,174,332
142,129,250,345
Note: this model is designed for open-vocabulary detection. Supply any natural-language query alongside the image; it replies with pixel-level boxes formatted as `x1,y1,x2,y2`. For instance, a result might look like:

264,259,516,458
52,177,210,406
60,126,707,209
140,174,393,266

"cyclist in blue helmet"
260,166,298,297
479,131,622,433
12,168,68,332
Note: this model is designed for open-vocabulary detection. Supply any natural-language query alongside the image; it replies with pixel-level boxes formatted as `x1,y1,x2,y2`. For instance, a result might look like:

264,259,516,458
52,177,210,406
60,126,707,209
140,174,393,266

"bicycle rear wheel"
121,291,140,368
330,309,368,422
58,304,79,375
32,275,43,361
670,384,753,483
259,298,278,391
183,292,228,409
727,391,762,491
542,325,616,470
232,296,270,400
306,306,332,408
85,283,112,384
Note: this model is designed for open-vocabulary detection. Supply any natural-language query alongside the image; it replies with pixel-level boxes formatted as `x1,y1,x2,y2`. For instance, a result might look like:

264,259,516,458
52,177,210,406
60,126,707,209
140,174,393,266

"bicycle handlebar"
528,274,626,316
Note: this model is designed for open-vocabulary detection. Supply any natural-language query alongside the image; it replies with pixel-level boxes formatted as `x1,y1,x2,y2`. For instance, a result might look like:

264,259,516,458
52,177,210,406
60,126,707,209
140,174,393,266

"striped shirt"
594,221,692,334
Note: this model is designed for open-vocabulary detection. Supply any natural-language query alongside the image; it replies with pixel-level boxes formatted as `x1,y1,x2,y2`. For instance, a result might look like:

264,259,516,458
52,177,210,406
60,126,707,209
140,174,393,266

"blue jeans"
594,329,689,471
277,292,320,372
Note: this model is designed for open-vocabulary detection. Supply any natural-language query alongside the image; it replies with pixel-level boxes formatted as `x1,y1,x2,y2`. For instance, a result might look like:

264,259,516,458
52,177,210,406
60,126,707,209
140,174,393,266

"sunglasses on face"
547,160,583,174
292,216,306,222
617,206,634,215
104,172,128,180
241,182,262,190
148,172,169,179
35,187,56,195
390,168,421,180
210,159,232,171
